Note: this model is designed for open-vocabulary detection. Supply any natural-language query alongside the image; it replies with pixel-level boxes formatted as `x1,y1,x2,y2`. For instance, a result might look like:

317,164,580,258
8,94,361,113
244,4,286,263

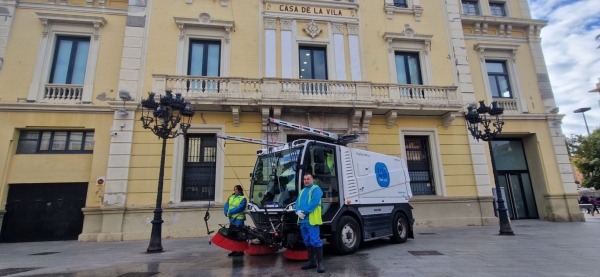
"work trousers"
300,222,322,247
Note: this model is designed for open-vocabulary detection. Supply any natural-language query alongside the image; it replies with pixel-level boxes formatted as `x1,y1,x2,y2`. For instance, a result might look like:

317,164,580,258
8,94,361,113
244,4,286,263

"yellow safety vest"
326,153,334,173
298,185,323,226
228,195,246,220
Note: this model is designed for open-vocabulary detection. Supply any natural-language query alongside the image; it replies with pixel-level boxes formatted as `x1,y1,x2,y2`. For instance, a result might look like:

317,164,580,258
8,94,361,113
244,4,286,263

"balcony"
493,98,519,114
151,75,461,115
43,84,83,102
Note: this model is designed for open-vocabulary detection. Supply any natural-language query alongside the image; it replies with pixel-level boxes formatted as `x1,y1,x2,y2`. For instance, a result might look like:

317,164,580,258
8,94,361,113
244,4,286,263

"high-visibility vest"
228,195,246,220
326,153,334,173
298,185,323,226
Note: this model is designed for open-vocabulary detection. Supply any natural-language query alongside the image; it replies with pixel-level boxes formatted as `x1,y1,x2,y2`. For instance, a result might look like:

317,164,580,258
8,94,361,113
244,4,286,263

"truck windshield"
250,147,302,209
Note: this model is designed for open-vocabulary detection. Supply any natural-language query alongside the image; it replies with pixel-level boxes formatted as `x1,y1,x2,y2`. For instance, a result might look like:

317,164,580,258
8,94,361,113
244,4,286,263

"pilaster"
444,0,492,197
0,1,16,78
103,101,138,207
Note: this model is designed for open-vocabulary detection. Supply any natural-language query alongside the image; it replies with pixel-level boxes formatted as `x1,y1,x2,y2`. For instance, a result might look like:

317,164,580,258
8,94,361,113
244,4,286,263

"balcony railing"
44,84,83,102
494,98,519,114
153,75,460,107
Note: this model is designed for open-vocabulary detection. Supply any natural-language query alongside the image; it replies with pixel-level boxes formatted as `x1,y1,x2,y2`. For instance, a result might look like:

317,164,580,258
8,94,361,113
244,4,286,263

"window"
393,0,408,8
17,130,94,154
182,134,217,201
304,143,339,215
187,40,221,93
49,36,90,85
489,3,506,16
486,61,512,98
462,1,479,15
395,52,422,85
188,40,221,77
404,136,435,195
299,46,327,80
28,13,105,103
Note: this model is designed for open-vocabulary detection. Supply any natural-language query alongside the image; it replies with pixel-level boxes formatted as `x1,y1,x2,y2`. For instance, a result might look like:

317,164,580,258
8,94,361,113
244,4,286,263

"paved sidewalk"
0,217,598,277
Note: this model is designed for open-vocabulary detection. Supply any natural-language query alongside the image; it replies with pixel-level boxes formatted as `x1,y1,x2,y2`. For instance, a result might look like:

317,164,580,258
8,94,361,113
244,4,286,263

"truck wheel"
390,212,408,244
333,216,361,255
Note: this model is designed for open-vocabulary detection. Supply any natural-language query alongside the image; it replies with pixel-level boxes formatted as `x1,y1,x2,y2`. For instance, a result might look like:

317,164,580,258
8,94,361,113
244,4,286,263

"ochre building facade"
0,0,582,243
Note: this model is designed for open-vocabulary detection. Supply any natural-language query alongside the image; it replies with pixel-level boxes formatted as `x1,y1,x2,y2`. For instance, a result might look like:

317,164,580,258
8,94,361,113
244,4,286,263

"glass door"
492,139,538,220
497,173,538,219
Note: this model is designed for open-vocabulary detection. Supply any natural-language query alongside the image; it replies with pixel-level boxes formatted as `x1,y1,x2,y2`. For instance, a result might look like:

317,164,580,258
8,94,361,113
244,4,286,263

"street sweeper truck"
210,118,414,259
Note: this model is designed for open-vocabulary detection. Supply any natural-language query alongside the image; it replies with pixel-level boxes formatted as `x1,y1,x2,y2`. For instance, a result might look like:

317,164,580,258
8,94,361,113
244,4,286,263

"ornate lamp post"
465,100,514,235
140,90,195,253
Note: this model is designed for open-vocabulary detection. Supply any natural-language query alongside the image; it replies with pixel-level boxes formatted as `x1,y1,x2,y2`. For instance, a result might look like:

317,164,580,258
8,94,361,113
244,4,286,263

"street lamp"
573,107,591,136
465,100,514,235
140,90,195,253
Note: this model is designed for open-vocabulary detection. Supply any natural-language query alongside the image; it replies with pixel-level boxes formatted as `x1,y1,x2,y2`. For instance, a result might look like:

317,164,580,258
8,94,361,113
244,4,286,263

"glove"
296,210,306,219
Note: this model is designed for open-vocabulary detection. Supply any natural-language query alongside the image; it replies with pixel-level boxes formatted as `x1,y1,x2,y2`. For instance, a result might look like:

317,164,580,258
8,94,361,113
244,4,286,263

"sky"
528,0,600,136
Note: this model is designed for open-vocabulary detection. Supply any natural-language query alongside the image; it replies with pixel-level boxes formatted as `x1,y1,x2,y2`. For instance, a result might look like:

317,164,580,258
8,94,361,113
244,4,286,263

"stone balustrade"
44,84,83,102
152,74,460,108
494,98,519,114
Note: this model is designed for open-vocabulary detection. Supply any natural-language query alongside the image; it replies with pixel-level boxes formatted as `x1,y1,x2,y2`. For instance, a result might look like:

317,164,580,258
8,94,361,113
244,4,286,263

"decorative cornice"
174,15,235,30
174,15,234,42
384,31,433,53
383,4,424,21
0,102,113,113
474,43,520,62
464,35,528,43
383,32,433,42
19,2,127,15
461,15,547,29
36,12,107,26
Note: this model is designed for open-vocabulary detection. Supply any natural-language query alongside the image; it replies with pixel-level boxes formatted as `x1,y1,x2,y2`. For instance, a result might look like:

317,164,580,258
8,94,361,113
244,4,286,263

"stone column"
280,19,293,79
347,24,361,81
332,23,347,81
264,18,277,77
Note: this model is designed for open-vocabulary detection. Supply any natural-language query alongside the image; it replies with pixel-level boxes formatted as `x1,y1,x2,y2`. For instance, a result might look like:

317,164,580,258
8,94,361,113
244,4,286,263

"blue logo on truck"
375,162,390,187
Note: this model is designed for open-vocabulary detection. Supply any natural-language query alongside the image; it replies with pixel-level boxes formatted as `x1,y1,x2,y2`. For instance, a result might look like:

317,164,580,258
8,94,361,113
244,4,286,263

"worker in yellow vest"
295,173,325,273
224,185,247,257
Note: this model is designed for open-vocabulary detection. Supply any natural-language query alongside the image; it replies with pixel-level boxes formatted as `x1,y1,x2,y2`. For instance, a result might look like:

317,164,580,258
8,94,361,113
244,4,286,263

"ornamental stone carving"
280,19,292,31
332,23,344,34
198,13,211,24
303,20,322,38
347,24,359,35
403,24,416,37
264,18,276,30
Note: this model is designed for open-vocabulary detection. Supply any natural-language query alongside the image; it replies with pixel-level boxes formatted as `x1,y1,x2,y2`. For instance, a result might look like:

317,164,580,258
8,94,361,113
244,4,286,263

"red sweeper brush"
211,231,249,252
284,248,308,261
246,244,278,256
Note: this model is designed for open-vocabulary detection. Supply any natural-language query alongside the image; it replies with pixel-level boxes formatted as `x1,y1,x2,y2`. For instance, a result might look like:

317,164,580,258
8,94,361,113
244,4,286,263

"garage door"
1,183,87,242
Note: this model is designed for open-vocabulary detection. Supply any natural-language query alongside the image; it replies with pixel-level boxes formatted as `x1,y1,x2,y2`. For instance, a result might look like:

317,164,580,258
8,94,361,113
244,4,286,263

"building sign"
265,4,356,17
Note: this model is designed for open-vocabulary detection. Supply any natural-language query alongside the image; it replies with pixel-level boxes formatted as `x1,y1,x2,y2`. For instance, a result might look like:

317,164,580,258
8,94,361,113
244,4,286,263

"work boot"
315,247,325,273
301,247,317,270
232,251,244,257
227,251,236,257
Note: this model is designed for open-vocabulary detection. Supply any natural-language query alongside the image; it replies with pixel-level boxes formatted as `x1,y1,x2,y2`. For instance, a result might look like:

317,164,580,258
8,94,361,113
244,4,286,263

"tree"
568,128,600,189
